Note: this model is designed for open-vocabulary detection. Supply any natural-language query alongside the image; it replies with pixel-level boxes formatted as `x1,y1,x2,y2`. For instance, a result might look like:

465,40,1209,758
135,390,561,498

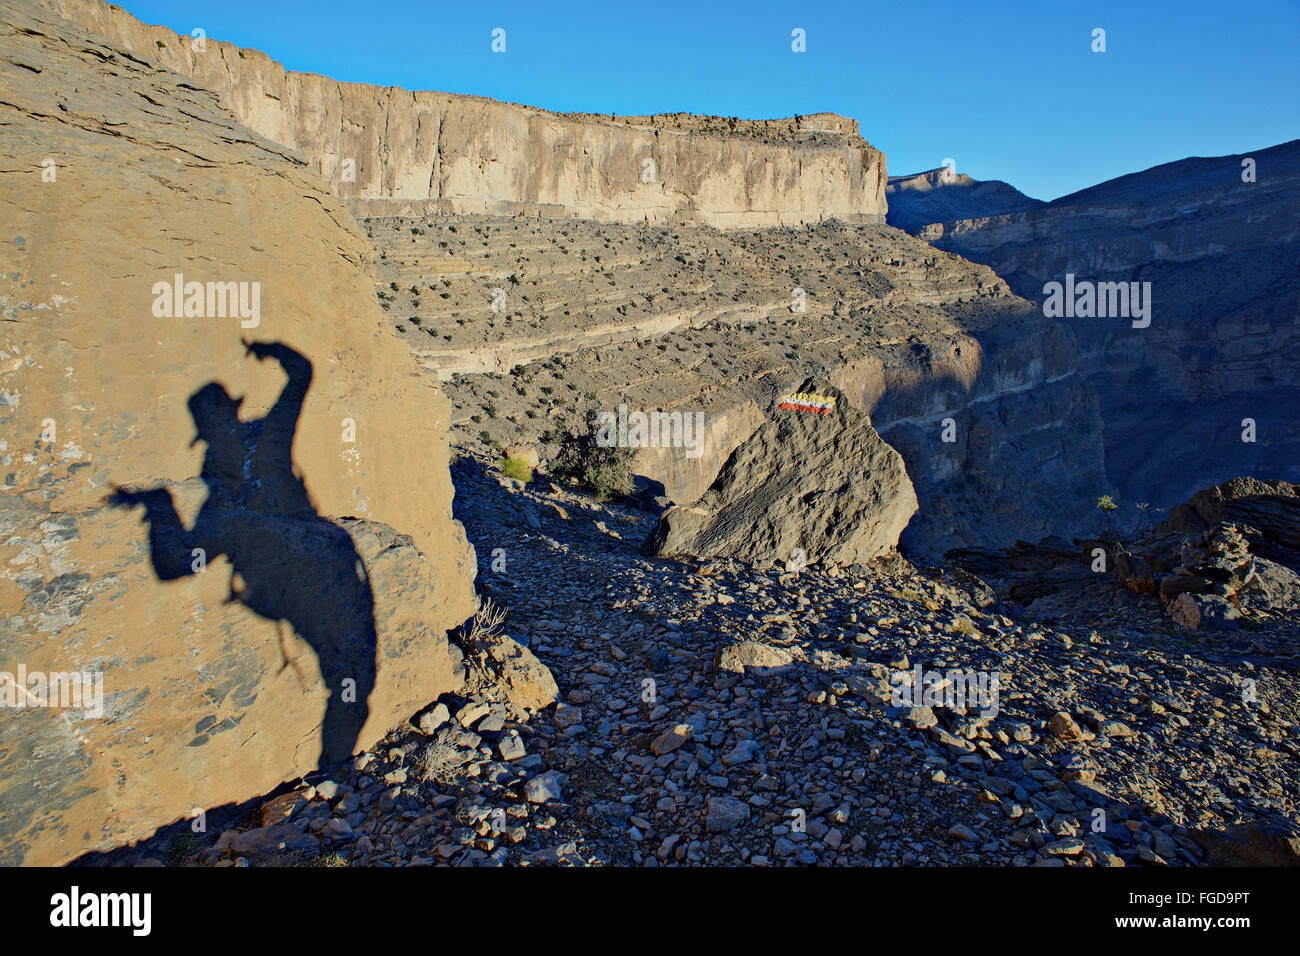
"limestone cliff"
0,0,477,864
46,0,887,229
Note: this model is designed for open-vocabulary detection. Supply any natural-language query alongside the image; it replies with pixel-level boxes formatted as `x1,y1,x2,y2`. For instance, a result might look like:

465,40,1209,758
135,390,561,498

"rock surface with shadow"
0,0,476,866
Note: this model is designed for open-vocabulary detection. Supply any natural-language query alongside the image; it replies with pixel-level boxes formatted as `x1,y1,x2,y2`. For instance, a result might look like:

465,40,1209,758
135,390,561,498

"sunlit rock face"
0,0,477,865
47,0,887,230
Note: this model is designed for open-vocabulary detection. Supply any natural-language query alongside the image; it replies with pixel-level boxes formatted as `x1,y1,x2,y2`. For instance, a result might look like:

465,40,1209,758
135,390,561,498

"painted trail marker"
778,390,837,415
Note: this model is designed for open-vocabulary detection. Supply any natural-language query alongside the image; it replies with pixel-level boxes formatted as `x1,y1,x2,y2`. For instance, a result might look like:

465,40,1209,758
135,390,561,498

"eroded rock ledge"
45,0,887,229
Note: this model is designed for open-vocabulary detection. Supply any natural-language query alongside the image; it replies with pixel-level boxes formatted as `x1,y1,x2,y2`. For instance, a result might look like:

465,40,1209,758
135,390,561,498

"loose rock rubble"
108,453,1299,867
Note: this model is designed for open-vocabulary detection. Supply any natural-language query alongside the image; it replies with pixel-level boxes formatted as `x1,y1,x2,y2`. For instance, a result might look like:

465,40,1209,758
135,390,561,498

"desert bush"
464,596,507,650
1095,494,1119,538
500,454,534,483
544,412,633,501
418,736,467,784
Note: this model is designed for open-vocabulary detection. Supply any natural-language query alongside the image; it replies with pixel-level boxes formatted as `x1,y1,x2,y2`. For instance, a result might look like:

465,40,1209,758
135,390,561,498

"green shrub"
545,413,633,501
500,455,534,483
167,833,195,865
1095,494,1119,538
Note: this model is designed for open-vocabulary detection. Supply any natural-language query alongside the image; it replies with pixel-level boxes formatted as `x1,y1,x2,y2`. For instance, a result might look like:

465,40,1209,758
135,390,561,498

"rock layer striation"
0,0,478,865
47,0,887,229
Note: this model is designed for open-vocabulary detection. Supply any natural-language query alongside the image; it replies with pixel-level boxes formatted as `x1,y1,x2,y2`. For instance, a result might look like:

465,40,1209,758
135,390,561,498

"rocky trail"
90,454,1300,868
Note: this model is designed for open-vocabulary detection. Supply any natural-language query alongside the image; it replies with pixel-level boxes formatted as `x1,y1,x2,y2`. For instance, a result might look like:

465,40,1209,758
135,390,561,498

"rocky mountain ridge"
44,0,887,229
886,167,1043,233
908,140,1300,512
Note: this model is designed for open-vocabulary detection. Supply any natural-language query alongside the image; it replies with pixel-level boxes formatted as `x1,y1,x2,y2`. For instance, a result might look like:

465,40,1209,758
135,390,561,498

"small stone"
228,824,320,859
1043,837,1085,856
457,702,492,728
721,739,761,765
650,724,694,756
714,641,795,675
478,714,506,734
259,791,308,827
497,730,527,761
552,704,583,729
1049,712,1086,741
418,703,450,735
313,780,340,801
906,706,938,729
706,796,750,833
524,770,565,804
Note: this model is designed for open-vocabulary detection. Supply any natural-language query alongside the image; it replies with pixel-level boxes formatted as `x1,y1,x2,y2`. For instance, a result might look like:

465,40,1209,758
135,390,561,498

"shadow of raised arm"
107,484,209,581
243,339,312,450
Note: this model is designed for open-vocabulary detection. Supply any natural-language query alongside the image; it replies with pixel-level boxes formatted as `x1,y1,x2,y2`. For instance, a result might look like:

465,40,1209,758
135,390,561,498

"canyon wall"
378,214,1112,559
0,0,477,864
32,0,1113,565
915,141,1300,509
47,0,887,229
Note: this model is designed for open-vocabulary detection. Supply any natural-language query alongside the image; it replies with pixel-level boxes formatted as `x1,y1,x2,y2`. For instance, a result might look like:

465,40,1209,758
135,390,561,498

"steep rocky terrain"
363,213,1110,559
82,454,1300,868
886,168,1043,234
44,0,886,229
0,0,485,865
912,141,1300,512
13,0,1299,873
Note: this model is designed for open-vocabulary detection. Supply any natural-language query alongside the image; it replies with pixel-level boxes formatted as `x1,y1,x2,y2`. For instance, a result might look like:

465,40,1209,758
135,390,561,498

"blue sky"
123,0,1299,200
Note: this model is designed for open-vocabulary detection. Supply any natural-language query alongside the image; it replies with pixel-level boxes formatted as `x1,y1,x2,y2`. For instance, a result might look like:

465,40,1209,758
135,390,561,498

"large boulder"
1159,477,1300,571
1192,817,1300,866
0,1,478,864
642,379,917,568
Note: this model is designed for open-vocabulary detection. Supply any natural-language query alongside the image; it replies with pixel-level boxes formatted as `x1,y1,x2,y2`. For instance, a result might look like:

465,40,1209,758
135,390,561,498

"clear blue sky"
123,0,1299,200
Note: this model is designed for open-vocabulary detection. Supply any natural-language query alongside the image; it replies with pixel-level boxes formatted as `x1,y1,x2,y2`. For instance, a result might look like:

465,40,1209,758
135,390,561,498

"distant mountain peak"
885,169,1043,233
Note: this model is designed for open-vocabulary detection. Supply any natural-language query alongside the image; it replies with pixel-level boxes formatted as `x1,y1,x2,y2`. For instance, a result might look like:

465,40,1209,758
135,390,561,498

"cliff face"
46,0,887,229
0,0,477,864
915,141,1300,509
886,168,1043,234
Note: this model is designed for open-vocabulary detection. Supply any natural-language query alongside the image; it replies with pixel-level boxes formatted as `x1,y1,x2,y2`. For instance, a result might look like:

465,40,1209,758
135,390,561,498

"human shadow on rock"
109,340,376,772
